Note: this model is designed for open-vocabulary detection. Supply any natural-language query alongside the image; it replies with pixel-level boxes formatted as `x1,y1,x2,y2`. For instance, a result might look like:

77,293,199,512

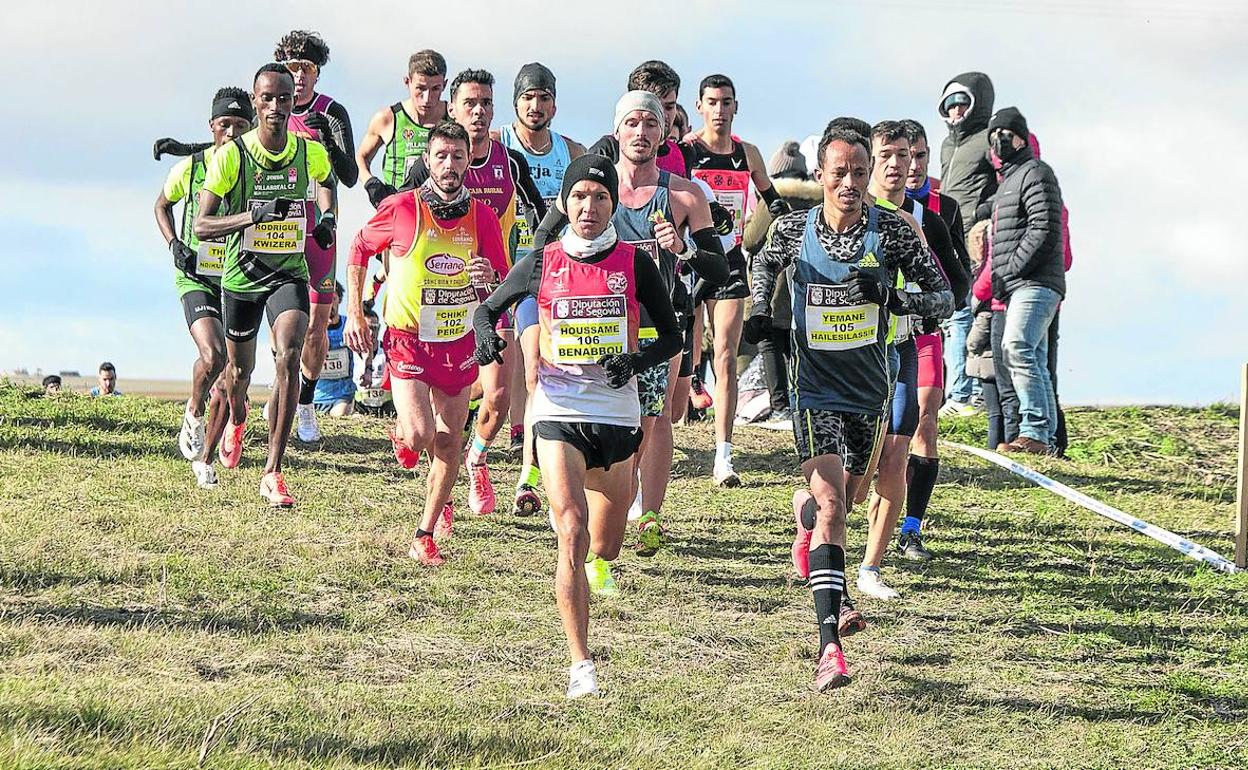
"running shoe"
258,471,295,508
408,533,444,566
567,659,601,699
856,567,900,601
513,484,542,517
467,461,496,515
219,410,247,469
690,375,714,410
191,460,218,489
585,557,618,596
462,398,481,441
179,406,205,461
938,399,980,418
295,403,322,442
389,426,420,469
838,605,868,638
508,427,524,455
761,407,793,432
713,458,741,488
897,531,933,562
627,483,643,521
636,511,667,555
791,490,814,579
814,642,851,692
434,502,454,540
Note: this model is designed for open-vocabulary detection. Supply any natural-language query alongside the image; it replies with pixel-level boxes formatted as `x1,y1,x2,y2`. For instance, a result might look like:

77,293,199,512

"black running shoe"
897,531,934,562
508,430,524,454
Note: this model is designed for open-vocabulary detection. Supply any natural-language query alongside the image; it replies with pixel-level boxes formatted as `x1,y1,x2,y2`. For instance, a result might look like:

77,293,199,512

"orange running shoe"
408,533,444,566
467,461,496,515
690,374,714,410
815,642,851,692
258,471,295,508
219,408,247,469
389,426,420,469
434,502,454,540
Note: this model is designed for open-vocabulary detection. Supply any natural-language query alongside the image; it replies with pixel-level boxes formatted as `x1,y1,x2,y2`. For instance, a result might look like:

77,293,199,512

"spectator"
987,107,1065,454
313,282,356,416
937,72,997,232
42,375,62,395
90,362,123,397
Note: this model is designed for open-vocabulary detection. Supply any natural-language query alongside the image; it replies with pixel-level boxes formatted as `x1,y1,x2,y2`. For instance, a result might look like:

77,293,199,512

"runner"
353,307,396,419
473,154,683,698
153,86,253,489
496,62,586,511
193,63,335,507
344,121,508,564
274,30,358,445
402,68,547,516
313,282,356,416
745,129,951,691
685,73,790,486
858,121,966,596
531,91,727,552
356,49,449,208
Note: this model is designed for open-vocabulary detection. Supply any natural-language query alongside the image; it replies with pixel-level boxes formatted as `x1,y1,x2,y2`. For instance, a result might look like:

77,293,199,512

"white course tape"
942,441,1240,574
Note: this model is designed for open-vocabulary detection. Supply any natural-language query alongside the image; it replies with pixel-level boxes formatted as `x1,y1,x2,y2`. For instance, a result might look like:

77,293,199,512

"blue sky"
1,0,1245,404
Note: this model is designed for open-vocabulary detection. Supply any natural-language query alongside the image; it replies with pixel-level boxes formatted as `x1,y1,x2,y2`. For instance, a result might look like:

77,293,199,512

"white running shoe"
192,460,218,489
295,403,322,442
262,400,271,423
567,659,601,699
713,458,741,488
179,407,206,461
856,568,900,601
627,482,643,521
938,400,981,418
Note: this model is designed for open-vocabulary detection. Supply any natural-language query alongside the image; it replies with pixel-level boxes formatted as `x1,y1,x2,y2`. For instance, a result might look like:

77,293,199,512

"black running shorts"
534,420,643,471
222,280,311,342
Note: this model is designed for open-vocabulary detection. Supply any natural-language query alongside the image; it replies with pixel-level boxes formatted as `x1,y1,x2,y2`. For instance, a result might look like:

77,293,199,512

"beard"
433,172,463,196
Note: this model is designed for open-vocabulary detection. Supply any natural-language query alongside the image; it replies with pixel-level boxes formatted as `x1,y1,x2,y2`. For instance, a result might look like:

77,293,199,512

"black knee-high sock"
904,455,939,531
299,375,317,406
809,544,845,653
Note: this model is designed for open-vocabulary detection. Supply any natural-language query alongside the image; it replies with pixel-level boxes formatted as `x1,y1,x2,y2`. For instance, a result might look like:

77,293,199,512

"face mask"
991,135,1023,162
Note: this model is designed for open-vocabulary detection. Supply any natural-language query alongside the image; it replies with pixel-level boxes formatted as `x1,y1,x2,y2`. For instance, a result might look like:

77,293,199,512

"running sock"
809,544,845,652
299,375,317,406
517,464,540,490
714,441,733,464
467,434,488,466
414,528,433,539
902,455,939,534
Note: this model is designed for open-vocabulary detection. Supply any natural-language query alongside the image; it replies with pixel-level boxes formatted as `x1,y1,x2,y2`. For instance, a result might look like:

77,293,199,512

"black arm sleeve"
399,157,430,192
588,135,619,162
530,205,570,255
154,138,212,159
473,251,544,338
686,228,730,285
323,101,358,188
507,148,548,222
922,215,970,310
632,253,683,369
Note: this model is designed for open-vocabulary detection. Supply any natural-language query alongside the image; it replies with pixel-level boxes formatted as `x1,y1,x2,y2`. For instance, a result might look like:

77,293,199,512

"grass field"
1,381,1246,769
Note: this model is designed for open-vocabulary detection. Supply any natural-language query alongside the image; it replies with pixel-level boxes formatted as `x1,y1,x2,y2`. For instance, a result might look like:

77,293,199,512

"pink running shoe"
258,471,295,508
815,642,851,692
389,426,420,469
434,502,454,540
468,462,496,515
690,375,714,410
408,533,444,566
792,490,814,579
219,409,247,470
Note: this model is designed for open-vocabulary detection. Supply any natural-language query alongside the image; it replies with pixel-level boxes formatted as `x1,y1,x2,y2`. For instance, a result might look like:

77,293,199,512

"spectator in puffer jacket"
938,72,997,234
987,106,1065,454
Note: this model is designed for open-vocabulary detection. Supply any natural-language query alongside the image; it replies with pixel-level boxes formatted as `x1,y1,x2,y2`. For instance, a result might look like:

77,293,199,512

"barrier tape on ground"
941,441,1240,574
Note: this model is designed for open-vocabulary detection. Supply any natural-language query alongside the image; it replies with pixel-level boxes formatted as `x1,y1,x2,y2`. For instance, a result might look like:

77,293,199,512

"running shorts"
637,337,670,418
888,339,919,437
915,331,944,390
678,310,695,378
382,326,477,397
222,280,310,342
181,288,222,328
792,408,883,473
515,295,538,334
534,420,643,471
709,246,750,301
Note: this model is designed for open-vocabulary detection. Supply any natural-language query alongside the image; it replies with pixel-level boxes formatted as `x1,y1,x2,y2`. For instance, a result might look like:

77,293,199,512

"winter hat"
988,106,1029,138
513,62,556,104
559,153,619,213
768,140,808,179
938,83,973,117
613,90,665,133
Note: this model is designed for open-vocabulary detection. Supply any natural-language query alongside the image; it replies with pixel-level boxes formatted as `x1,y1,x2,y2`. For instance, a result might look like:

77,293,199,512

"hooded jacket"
989,142,1066,299
939,72,997,234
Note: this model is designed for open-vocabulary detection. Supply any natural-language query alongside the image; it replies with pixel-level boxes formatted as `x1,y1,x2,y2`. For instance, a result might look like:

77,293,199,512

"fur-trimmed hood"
743,177,822,255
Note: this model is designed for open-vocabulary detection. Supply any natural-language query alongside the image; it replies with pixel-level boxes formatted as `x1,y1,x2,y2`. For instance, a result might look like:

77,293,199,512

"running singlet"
288,94,338,297
499,125,571,257
688,139,755,250
657,139,688,178
610,172,675,340
465,140,524,266
164,146,227,295
875,197,921,343
382,103,433,189
314,316,356,403
791,206,891,415
534,240,642,426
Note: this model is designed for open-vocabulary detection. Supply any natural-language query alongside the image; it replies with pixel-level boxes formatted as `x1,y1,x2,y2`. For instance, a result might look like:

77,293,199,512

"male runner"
313,282,356,416
273,30,357,445
495,62,586,510
473,154,682,698
344,121,508,565
402,68,547,515
858,121,964,599
194,63,335,507
356,49,449,208
685,73,789,486
531,91,727,552
745,129,951,690
154,86,253,489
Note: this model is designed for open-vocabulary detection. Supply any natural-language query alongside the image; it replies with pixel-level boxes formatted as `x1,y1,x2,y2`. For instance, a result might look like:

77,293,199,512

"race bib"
358,387,390,408
628,239,662,268
805,283,877,351
243,199,306,254
417,285,477,343
195,240,225,277
548,294,627,364
893,281,920,342
322,347,350,379
712,189,747,241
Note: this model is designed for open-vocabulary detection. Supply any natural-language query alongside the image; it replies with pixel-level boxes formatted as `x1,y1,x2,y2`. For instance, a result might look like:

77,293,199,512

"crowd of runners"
151,32,1070,699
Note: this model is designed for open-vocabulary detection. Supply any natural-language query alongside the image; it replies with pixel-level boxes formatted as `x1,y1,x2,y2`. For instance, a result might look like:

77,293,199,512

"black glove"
312,214,336,249
153,137,209,160
170,239,196,276
303,111,331,137
845,270,889,306
597,352,641,389
365,177,397,209
767,197,792,218
474,332,507,366
251,198,293,224
742,311,772,345
709,201,734,236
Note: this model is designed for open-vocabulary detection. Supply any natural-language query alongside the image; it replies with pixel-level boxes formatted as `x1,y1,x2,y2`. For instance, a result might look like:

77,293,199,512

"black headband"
212,94,254,122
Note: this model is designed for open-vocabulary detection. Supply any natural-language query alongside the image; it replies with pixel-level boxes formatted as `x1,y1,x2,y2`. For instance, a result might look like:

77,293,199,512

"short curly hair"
274,30,330,67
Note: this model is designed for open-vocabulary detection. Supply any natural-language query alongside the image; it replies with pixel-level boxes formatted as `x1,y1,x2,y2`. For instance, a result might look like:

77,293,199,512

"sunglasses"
284,60,320,76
